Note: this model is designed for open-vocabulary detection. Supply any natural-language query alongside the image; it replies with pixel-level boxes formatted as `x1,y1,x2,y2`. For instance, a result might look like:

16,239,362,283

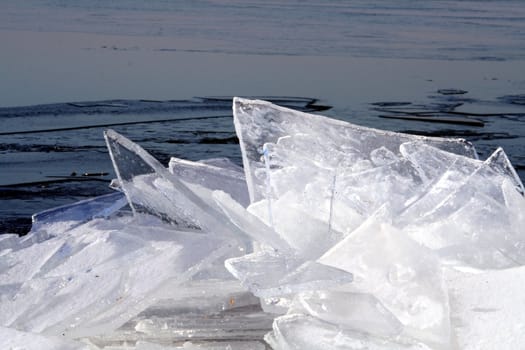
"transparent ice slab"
212,191,292,253
233,97,477,204
398,146,523,226
247,194,343,259
225,250,352,298
297,291,403,338
104,129,246,239
105,129,216,230
397,147,525,268
329,157,423,236
265,314,433,350
169,157,249,207
197,157,244,173
233,98,478,263
31,191,127,234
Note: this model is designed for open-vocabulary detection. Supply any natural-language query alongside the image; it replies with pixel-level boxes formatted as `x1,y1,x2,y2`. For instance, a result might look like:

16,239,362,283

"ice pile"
1,98,525,349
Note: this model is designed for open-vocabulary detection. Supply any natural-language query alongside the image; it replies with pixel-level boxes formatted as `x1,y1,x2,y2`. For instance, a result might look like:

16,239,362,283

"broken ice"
1,98,525,349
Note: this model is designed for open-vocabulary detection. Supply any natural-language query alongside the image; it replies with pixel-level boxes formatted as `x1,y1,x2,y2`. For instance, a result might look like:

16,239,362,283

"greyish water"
0,0,524,233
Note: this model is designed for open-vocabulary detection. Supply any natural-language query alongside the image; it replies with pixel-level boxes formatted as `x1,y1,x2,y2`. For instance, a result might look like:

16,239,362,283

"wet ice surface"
2,99,525,349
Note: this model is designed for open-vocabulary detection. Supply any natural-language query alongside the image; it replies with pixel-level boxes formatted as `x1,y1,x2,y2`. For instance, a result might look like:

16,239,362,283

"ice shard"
31,191,127,234
104,129,249,245
233,97,477,204
169,157,249,207
397,147,525,268
319,207,450,347
212,190,292,252
105,129,218,230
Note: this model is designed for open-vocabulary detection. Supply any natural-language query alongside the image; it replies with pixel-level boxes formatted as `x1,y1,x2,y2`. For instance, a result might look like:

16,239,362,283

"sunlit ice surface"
1,99,525,349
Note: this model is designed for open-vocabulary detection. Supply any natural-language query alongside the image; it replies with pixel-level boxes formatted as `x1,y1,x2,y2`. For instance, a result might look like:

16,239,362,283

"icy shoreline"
1,98,525,349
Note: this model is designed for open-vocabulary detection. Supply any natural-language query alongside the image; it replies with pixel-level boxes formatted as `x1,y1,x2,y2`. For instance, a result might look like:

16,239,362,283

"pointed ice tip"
103,129,119,143
486,147,525,195
233,96,250,108
233,97,274,113
233,96,264,104
233,97,254,116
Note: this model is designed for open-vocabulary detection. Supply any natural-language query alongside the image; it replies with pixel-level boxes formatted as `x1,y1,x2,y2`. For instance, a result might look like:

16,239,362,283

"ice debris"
1,97,525,349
